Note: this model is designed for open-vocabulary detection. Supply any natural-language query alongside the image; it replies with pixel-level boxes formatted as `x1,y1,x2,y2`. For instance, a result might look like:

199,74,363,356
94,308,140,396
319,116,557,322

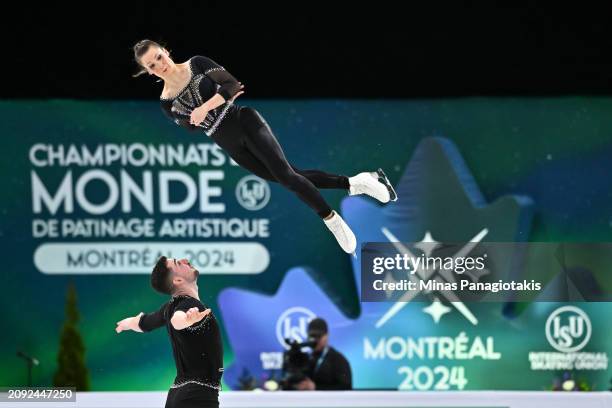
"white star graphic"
377,228,485,328
423,298,452,324
414,231,441,257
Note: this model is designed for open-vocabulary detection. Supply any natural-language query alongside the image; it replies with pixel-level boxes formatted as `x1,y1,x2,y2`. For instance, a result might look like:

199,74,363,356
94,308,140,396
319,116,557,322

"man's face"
310,332,328,351
166,258,199,283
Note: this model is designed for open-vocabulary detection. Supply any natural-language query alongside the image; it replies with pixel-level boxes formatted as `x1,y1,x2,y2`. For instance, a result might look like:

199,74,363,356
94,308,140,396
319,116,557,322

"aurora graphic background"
219,137,610,390
0,98,610,390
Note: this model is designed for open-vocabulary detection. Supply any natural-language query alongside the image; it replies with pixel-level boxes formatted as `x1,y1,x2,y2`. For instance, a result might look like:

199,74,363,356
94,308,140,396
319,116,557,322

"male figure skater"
115,256,223,408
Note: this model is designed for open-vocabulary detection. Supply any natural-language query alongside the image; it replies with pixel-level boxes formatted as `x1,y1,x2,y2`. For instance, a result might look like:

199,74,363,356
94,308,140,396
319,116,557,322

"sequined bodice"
160,56,241,137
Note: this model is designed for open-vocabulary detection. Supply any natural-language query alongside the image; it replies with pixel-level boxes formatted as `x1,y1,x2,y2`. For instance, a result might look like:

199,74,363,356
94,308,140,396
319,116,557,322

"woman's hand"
190,83,245,126
190,106,209,127
230,83,246,102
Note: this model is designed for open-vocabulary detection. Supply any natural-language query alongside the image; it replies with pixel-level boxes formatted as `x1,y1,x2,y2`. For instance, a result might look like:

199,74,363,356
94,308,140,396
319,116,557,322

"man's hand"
171,307,211,330
185,307,211,324
115,312,144,333
295,377,316,391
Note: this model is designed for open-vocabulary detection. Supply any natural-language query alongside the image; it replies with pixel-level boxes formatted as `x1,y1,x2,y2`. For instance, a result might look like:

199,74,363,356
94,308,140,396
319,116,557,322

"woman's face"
139,46,174,77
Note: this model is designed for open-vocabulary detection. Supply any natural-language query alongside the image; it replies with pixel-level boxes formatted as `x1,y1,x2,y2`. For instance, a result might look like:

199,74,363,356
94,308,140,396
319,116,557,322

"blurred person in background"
296,317,352,390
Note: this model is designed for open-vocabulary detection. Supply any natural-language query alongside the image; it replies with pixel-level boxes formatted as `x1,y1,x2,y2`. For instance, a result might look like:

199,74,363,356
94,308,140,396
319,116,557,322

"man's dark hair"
307,317,328,336
151,256,173,295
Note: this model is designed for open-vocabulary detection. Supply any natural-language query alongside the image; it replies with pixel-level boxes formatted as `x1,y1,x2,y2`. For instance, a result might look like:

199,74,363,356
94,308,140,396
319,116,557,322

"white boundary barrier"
1,391,610,408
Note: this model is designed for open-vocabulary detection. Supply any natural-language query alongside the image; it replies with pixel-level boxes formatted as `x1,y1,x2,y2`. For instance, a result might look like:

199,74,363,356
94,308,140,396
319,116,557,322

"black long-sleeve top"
159,55,242,136
138,295,224,391
307,346,353,390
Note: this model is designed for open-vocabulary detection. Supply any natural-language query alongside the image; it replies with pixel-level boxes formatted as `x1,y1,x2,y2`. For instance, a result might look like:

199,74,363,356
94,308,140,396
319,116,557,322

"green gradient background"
0,98,610,390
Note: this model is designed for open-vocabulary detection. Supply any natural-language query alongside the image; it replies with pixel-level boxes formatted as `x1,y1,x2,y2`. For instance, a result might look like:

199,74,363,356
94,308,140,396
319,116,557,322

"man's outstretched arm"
116,303,167,333
115,312,145,333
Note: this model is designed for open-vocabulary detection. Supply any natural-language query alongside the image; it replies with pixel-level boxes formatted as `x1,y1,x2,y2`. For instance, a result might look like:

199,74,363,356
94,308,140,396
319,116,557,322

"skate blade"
376,168,398,202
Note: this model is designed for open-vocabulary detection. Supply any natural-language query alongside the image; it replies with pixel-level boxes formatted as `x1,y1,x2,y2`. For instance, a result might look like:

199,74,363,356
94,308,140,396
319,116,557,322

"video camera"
280,337,317,390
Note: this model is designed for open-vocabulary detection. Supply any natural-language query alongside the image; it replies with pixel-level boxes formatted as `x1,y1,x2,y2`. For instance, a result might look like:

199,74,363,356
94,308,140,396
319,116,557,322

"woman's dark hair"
151,256,174,294
132,39,169,78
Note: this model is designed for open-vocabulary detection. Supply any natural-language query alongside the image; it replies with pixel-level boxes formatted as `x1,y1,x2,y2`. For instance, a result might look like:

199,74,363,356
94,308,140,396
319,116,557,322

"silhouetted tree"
53,283,90,390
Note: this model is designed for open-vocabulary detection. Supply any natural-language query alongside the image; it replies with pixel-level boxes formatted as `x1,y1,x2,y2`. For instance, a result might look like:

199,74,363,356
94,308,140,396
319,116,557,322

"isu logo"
545,306,592,353
236,175,270,211
275,307,315,350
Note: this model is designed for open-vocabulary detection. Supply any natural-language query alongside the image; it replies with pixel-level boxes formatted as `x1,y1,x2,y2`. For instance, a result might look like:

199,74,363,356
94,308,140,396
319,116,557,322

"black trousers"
211,106,350,218
165,384,219,408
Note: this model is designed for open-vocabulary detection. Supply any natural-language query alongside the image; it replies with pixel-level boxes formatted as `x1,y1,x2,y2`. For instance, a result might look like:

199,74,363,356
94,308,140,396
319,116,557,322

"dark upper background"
3,2,612,99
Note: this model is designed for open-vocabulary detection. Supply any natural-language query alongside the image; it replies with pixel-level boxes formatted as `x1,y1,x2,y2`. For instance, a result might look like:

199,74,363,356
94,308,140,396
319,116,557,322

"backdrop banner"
1,98,610,391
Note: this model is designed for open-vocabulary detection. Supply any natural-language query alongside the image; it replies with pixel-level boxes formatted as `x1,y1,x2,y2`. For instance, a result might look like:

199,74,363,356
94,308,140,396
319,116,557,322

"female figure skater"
133,39,397,254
